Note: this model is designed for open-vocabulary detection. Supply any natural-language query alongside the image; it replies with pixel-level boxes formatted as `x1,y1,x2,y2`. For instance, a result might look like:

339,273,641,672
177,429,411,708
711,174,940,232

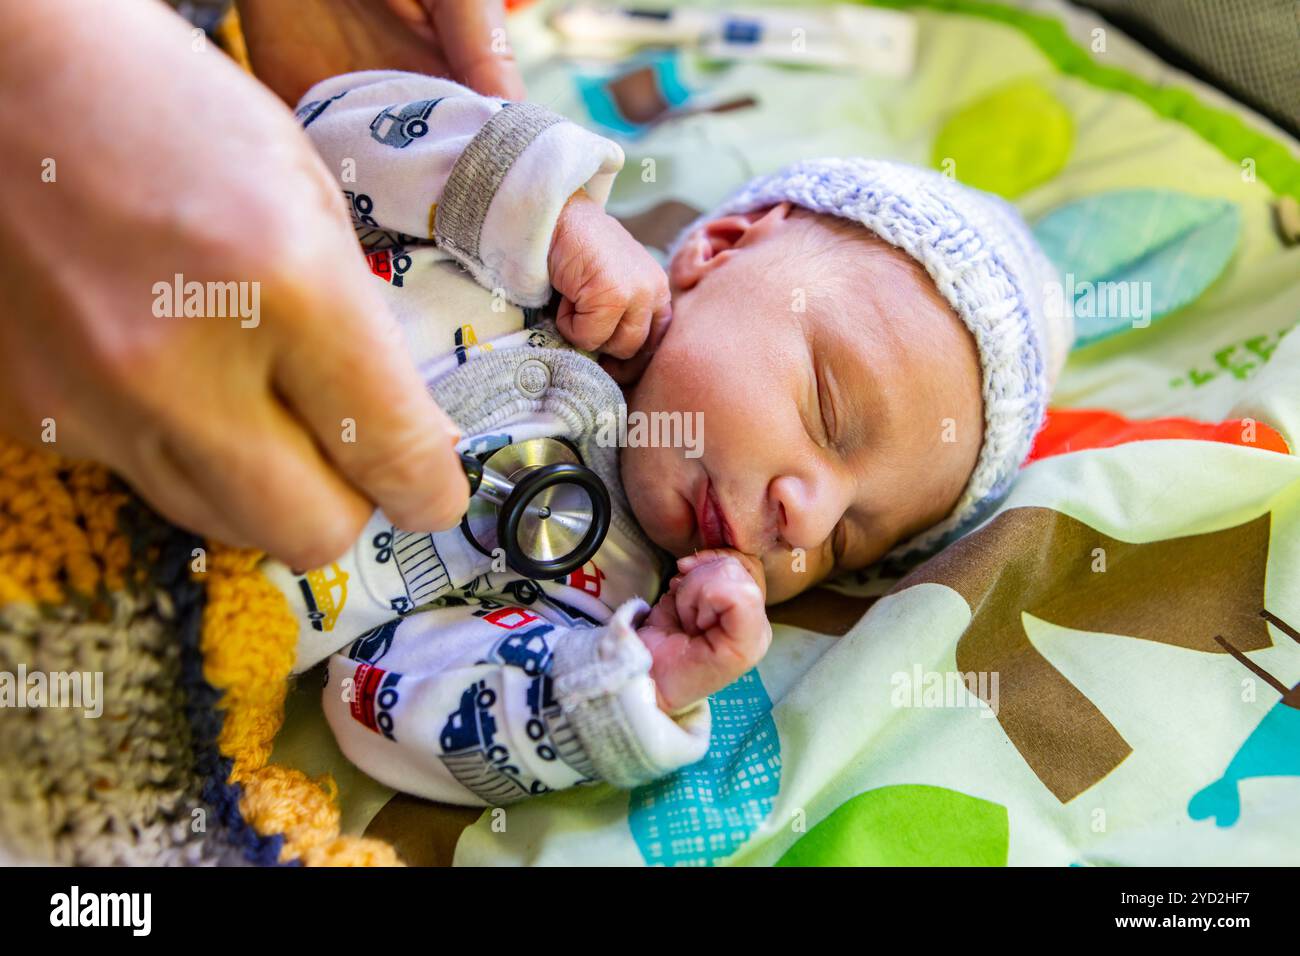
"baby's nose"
769,476,840,552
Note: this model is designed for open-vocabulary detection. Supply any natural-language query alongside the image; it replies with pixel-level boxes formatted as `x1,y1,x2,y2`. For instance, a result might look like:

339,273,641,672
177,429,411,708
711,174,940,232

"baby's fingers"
676,558,760,637
601,268,668,360
555,291,623,354
598,295,652,360
599,296,670,385
679,549,767,601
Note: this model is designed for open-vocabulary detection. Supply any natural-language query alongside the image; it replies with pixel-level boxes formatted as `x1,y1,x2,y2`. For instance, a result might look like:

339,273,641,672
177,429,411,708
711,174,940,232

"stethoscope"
459,437,612,580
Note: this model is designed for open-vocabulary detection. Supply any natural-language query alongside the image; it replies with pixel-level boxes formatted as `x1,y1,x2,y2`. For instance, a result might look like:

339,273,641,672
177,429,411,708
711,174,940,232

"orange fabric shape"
1026,408,1291,464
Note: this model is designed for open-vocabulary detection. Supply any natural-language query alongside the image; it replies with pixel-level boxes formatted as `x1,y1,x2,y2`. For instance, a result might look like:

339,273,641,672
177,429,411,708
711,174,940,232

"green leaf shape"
932,78,1073,198
1033,189,1241,347
776,783,1009,866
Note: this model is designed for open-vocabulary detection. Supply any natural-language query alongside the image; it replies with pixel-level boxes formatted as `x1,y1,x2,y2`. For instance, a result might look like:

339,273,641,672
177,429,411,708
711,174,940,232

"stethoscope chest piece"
460,437,611,580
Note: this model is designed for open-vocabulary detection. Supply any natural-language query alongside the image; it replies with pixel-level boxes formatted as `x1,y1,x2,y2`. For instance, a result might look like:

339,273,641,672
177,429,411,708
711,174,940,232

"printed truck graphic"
525,674,592,779
438,680,531,804
370,98,445,148
436,673,591,804
390,530,451,607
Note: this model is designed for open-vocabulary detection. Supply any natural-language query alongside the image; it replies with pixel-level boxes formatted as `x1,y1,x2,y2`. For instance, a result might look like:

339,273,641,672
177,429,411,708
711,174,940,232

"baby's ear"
669,203,793,291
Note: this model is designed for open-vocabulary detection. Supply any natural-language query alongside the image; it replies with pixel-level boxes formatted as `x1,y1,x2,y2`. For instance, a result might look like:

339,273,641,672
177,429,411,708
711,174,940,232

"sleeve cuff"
550,599,712,788
435,102,625,307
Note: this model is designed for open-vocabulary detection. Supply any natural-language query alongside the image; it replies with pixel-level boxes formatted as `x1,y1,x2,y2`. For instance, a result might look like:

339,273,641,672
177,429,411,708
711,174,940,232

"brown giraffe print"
893,507,1273,802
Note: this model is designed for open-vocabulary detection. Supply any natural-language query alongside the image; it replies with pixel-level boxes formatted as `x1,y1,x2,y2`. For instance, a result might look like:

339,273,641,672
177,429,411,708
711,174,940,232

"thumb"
273,264,470,533
426,0,527,99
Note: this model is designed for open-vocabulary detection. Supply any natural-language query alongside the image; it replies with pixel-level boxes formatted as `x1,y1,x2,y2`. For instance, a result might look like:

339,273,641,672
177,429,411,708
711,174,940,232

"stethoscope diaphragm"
459,437,611,580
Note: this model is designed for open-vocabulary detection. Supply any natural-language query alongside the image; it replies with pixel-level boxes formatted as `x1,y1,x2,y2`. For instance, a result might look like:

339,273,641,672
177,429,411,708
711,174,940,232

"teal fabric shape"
575,51,692,139
1188,699,1300,827
628,669,780,866
1032,190,1241,347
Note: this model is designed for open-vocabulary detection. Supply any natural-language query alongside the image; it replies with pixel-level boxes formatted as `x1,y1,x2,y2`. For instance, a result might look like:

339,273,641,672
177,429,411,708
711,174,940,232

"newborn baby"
264,71,1070,806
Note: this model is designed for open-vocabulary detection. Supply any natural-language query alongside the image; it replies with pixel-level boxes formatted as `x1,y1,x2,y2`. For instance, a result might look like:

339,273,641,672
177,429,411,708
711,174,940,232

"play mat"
1,0,1297,866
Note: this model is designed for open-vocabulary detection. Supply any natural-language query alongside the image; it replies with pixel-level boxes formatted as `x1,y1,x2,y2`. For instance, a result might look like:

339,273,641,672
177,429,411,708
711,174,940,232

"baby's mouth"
694,476,735,551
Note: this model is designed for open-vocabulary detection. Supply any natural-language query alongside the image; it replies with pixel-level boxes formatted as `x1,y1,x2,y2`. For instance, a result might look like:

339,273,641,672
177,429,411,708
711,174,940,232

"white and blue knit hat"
686,158,1072,561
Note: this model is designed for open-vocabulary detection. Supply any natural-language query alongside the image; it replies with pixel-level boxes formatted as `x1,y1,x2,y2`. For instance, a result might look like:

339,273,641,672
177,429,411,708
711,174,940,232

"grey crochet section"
0,595,248,866
1077,0,1300,135
435,102,564,267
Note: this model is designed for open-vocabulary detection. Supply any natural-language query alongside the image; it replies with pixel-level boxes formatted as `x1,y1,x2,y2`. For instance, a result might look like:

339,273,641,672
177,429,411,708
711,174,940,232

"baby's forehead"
780,210,979,416
774,209,957,340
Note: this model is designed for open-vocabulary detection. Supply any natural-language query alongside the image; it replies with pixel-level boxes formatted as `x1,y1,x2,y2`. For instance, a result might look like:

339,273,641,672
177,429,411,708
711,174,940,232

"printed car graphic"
485,623,555,677
365,247,413,287
298,563,350,632
369,98,445,148
566,562,605,598
498,578,600,627
479,606,540,629
454,323,494,365
348,618,401,664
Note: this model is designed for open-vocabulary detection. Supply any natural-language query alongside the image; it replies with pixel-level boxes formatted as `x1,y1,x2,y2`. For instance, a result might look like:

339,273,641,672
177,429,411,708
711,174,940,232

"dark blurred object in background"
1074,0,1299,136
171,0,231,34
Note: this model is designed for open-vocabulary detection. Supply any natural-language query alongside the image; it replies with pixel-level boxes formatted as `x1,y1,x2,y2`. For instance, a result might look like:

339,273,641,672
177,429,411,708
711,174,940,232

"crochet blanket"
3,0,1298,866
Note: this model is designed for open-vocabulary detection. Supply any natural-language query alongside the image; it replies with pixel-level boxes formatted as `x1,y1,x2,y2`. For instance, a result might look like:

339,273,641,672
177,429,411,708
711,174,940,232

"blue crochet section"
152,524,295,867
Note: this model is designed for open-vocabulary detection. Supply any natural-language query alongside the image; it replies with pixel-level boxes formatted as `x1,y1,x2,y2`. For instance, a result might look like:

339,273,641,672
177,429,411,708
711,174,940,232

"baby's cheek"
620,444,691,552
760,551,831,605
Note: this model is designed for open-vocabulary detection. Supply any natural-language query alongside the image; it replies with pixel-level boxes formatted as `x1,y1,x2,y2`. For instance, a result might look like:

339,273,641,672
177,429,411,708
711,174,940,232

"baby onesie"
261,71,711,806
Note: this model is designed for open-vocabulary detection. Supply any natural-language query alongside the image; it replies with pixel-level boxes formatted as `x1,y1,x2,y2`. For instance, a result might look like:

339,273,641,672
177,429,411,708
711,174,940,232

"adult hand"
0,0,469,570
237,0,526,106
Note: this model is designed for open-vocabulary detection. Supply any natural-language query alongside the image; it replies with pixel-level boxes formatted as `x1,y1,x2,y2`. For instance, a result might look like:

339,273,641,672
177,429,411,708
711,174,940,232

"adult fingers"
427,0,526,100
118,431,252,552
148,396,376,570
271,270,470,535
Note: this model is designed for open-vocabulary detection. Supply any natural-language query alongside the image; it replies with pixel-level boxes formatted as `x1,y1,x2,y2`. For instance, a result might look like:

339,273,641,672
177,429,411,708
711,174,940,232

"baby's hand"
547,190,671,375
637,550,772,714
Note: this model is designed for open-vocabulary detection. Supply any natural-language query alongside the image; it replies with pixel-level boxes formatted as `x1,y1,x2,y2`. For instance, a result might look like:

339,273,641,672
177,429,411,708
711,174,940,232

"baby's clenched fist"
547,189,671,373
636,550,772,714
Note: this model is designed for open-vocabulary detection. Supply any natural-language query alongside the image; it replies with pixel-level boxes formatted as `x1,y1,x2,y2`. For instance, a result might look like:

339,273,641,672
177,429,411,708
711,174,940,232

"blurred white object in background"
549,4,917,77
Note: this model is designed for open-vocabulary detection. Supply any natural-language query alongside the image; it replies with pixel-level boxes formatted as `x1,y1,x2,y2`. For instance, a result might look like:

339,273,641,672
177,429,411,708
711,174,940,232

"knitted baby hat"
685,157,1073,562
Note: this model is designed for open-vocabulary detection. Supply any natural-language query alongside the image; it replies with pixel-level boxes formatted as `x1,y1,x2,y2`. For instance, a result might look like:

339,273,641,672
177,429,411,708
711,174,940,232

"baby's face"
620,204,984,603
